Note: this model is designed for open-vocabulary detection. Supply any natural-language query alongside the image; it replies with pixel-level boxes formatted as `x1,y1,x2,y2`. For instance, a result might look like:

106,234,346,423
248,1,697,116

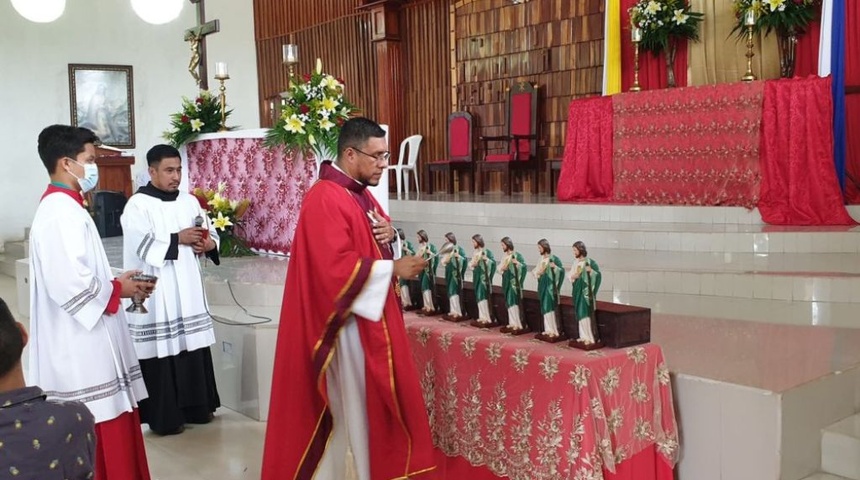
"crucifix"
184,0,220,91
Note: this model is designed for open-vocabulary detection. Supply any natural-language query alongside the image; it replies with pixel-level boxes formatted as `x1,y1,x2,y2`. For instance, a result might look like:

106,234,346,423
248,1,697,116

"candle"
215,62,228,78
744,9,757,26
283,44,298,64
631,27,642,43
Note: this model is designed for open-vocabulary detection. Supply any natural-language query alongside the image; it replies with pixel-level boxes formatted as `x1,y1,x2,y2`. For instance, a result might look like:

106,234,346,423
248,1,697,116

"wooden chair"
478,82,539,195
427,112,474,194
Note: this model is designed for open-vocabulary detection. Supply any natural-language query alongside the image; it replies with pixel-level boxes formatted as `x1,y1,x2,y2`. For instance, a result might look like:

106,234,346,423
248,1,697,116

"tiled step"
801,473,854,480
822,414,860,480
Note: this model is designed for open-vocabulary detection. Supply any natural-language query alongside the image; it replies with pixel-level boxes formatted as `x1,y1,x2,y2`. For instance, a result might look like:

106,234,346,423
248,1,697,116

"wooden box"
595,301,651,348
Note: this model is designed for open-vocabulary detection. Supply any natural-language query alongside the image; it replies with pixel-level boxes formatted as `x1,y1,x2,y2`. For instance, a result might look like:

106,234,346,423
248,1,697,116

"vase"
664,38,678,88
777,28,798,79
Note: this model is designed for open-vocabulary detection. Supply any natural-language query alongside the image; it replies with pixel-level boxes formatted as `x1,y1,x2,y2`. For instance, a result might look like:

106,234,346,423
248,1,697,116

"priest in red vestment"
262,118,436,480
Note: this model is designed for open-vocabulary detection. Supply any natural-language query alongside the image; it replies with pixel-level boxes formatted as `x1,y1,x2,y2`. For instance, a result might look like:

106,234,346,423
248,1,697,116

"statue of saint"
188,33,202,89
533,239,565,340
468,234,496,327
441,232,467,321
398,229,418,311
570,241,602,346
498,237,527,334
416,230,438,315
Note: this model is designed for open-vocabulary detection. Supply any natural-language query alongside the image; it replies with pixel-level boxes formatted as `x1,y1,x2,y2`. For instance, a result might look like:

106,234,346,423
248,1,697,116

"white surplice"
28,192,148,424
120,192,218,360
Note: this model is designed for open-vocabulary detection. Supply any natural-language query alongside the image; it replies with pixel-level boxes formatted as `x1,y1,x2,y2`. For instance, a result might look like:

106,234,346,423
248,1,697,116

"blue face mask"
68,160,99,193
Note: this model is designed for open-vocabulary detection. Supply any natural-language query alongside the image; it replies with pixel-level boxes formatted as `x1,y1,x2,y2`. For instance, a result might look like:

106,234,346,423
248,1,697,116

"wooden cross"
184,0,220,91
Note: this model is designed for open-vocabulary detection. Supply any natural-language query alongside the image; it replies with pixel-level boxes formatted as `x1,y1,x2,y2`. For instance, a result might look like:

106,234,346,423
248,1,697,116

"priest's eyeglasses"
351,147,390,163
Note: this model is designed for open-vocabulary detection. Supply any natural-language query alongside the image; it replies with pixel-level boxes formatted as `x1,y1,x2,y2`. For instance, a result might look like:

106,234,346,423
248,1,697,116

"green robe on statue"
418,243,438,293
400,239,416,289
537,255,564,315
471,248,496,302
501,252,526,308
444,246,467,297
572,258,601,321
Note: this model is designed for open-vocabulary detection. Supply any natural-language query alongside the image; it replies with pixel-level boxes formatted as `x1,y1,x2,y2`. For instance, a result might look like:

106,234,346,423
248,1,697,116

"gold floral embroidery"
416,327,432,347
608,407,624,434
600,367,621,395
461,337,479,358
484,382,508,476
539,356,560,381
438,331,454,352
565,414,586,463
507,389,535,480
626,346,647,364
438,368,459,454
634,418,654,441
460,374,485,464
657,363,670,386
590,398,606,420
657,436,680,458
420,363,436,436
614,445,630,465
568,365,591,393
630,381,650,403
534,400,563,479
585,350,606,358
486,342,502,365
512,349,530,373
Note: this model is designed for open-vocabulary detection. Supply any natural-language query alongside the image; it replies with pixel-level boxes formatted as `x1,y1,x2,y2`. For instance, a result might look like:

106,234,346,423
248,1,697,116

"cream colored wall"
0,0,259,244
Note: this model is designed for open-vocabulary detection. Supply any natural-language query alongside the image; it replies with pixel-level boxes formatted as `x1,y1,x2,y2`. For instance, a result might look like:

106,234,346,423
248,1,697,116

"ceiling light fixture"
131,0,184,25
11,0,66,23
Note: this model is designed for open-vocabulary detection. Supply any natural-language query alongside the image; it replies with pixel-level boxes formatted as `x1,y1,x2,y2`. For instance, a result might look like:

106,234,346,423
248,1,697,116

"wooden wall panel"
254,0,364,41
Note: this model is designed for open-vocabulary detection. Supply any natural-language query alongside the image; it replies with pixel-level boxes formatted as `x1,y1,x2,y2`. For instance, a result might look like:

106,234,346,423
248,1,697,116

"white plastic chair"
387,134,422,199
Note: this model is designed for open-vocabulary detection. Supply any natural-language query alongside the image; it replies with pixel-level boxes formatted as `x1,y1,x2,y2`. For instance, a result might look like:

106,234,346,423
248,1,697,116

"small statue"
188,33,202,88
468,234,496,328
569,241,603,349
533,239,565,342
498,237,528,334
441,232,467,321
398,229,418,311
416,230,439,315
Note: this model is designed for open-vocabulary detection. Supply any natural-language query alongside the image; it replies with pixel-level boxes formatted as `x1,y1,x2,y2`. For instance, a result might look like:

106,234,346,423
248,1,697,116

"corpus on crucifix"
184,0,220,90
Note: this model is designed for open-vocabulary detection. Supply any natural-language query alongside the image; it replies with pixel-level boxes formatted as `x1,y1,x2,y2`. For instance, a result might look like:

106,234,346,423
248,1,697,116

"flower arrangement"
193,183,254,257
629,0,704,55
163,90,232,147
264,58,358,158
731,0,820,38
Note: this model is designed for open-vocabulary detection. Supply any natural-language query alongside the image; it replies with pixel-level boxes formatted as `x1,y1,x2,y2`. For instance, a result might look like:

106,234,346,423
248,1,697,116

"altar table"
405,315,678,480
558,77,855,226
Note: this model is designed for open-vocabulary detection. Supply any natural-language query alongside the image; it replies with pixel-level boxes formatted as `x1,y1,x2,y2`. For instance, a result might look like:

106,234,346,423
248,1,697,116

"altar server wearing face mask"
28,124,154,480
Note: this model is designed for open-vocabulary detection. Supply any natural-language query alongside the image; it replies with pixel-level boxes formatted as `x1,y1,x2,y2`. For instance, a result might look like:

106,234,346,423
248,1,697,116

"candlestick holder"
215,73,230,132
283,44,299,77
741,11,758,82
630,28,642,92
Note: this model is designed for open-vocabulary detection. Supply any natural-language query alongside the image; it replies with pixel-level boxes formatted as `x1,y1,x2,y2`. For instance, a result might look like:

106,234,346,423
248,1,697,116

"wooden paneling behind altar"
253,0,607,194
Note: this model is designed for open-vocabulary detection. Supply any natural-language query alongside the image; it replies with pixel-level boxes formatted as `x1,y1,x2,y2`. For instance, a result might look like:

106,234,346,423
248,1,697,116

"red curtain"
557,96,614,201
844,0,860,202
757,77,856,225
794,6,822,77
620,0,689,91
432,445,674,480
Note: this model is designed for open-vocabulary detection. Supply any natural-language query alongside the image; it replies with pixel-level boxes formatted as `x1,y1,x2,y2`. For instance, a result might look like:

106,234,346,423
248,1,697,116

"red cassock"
262,163,436,479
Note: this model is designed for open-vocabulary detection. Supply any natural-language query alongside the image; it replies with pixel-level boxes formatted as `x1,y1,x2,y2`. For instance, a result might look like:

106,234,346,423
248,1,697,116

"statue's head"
500,236,514,253
572,241,587,259
417,229,429,244
537,239,551,255
444,232,457,245
471,234,484,249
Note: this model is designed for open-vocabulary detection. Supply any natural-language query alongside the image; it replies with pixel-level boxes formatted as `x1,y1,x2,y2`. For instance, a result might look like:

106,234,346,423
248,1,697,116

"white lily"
315,58,323,75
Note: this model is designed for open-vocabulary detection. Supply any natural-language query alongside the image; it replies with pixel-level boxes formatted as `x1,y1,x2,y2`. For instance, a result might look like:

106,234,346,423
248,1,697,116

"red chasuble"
262,162,435,480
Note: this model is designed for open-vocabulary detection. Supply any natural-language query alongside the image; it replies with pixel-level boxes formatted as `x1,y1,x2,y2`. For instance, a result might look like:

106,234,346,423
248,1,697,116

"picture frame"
68,64,135,149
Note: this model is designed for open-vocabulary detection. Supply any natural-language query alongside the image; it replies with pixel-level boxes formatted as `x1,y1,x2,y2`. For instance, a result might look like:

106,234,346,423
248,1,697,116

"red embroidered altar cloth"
186,135,315,254
405,315,678,480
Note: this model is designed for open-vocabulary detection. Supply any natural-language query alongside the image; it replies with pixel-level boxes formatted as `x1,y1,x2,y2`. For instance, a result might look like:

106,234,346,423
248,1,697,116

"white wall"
0,0,259,245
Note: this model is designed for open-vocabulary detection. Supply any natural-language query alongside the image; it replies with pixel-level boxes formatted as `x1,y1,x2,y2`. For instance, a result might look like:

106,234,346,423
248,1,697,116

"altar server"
29,124,152,479
120,144,220,435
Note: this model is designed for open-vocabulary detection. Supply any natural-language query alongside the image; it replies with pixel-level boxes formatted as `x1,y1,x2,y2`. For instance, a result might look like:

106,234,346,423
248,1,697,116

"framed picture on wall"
68,64,135,149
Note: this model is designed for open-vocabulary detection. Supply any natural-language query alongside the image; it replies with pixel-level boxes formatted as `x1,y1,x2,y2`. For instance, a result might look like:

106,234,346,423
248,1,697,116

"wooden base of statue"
535,332,568,343
470,319,497,329
442,313,469,322
417,309,443,317
569,339,604,351
403,305,422,312
500,325,530,335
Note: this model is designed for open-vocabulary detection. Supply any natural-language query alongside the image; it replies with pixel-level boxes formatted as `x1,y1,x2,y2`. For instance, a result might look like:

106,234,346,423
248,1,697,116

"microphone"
195,215,209,240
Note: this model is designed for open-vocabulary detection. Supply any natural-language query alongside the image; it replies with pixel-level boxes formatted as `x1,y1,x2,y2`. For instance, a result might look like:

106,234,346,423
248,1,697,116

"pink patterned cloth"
405,314,679,480
187,138,315,254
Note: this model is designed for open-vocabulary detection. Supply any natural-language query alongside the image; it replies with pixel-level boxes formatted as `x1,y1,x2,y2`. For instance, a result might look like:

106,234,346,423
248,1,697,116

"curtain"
619,0,689,91
757,77,856,225
557,96,614,202
845,0,860,202
688,0,781,85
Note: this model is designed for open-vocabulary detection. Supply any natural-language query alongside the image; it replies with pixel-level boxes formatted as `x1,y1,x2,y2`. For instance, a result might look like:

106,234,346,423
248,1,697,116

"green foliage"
730,0,820,39
629,0,705,55
162,90,232,147
264,59,358,154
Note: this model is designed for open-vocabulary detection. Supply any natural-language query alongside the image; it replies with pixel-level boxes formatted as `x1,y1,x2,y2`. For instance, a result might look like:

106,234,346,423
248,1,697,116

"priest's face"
345,136,389,186
150,156,182,192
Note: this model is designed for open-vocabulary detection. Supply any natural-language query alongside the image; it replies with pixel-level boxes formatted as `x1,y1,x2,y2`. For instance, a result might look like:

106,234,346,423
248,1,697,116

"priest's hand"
117,270,156,299
369,211,396,244
394,256,427,280
192,237,217,254
179,227,207,245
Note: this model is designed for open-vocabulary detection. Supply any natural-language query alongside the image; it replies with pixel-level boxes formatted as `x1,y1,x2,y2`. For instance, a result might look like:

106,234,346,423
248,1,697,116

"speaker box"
92,190,127,238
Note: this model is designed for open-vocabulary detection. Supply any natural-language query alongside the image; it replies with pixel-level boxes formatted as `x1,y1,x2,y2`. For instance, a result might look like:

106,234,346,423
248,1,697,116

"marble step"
822,414,860,480
801,473,854,480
